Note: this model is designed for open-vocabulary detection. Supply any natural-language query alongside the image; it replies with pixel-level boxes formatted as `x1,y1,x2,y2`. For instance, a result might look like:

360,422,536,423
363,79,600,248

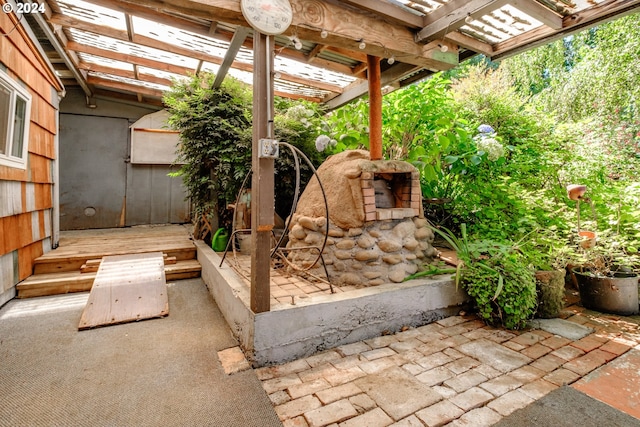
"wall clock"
240,0,293,36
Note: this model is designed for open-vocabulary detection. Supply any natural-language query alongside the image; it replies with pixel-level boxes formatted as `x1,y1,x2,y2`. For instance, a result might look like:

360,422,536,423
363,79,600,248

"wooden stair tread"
80,254,178,273
34,247,196,274
17,259,201,298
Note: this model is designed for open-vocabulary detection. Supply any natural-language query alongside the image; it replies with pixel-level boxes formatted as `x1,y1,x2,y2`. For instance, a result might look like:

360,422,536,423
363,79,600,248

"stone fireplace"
285,150,437,286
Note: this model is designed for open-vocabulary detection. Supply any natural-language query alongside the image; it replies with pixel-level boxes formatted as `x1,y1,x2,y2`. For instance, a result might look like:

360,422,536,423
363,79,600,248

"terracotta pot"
578,230,596,249
567,184,587,201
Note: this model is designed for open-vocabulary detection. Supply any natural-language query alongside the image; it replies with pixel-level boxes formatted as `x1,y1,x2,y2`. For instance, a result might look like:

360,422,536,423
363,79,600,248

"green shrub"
164,74,328,231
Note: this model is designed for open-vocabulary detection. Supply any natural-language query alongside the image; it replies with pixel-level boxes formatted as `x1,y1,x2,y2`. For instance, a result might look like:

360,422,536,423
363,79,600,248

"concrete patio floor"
253,302,640,427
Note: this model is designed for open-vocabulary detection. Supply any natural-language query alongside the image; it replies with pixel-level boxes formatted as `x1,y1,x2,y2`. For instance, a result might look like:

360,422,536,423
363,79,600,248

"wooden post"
367,55,383,161
250,33,274,313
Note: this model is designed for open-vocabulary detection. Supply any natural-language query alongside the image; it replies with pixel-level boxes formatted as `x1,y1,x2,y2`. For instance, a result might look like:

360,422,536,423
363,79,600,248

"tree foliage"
164,73,252,228
164,73,327,230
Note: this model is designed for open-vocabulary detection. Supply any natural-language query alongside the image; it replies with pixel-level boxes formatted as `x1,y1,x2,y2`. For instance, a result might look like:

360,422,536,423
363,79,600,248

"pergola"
27,0,640,109
25,0,640,312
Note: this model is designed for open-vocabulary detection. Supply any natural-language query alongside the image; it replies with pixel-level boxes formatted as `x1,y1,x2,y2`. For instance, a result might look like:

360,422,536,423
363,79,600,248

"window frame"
0,68,31,169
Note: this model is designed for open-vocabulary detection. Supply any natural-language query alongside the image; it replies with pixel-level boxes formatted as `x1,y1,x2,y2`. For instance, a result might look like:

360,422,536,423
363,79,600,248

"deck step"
34,247,196,274
17,260,201,298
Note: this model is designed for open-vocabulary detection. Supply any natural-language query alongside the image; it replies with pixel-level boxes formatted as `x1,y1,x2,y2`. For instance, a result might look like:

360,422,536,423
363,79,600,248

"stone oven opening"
363,170,420,222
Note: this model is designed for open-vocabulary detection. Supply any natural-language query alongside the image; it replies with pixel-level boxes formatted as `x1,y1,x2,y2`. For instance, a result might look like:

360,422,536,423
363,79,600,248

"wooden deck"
17,225,201,298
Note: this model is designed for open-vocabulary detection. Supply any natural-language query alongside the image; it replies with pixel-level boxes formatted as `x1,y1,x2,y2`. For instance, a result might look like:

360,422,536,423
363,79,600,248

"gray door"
125,164,190,226
59,114,128,230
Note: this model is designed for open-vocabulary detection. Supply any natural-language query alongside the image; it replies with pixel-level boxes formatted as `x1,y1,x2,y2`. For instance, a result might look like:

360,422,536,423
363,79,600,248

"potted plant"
569,230,639,315
521,232,571,319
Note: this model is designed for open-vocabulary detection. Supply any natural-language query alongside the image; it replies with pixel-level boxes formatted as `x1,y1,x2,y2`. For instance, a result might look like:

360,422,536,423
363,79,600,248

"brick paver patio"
254,304,640,427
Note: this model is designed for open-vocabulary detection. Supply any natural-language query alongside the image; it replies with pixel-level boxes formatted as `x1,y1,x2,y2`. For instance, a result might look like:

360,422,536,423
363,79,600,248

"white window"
0,69,31,169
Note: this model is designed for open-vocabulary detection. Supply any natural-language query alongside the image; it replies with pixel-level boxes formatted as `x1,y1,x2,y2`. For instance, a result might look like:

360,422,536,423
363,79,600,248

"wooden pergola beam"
415,0,509,44
78,62,174,87
77,0,372,76
93,87,164,107
324,62,420,110
67,41,195,75
511,0,563,30
87,76,165,98
445,31,493,56
340,0,423,28
213,26,250,88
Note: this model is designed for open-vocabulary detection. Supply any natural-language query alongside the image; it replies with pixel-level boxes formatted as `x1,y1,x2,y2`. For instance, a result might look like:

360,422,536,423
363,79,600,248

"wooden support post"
367,55,383,161
250,32,274,313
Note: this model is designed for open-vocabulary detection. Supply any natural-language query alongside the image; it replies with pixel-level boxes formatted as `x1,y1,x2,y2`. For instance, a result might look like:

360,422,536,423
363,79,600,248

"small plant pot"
572,268,639,315
567,184,587,201
578,230,596,249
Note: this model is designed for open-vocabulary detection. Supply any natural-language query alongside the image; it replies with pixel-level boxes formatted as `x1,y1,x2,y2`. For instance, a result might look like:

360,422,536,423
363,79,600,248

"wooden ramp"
79,252,169,330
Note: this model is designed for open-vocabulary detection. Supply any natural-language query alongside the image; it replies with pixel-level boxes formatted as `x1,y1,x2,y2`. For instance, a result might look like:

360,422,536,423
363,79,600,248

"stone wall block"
403,238,419,251
304,232,322,245
291,224,307,240
328,228,345,238
348,228,363,237
336,240,356,250
388,264,406,283
382,254,403,265
378,239,402,253
393,221,416,238
339,273,362,286
299,216,319,231
355,250,380,262
423,246,437,257
363,271,382,279
314,216,327,229
405,263,418,275
287,216,438,289
334,250,353,260
357,236,375,249
380,222,393,230
415,226,432,240
413,217,428,229
333,261,346,271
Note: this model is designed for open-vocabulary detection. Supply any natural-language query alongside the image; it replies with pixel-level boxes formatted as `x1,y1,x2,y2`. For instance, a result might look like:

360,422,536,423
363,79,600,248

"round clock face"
241,0,293,36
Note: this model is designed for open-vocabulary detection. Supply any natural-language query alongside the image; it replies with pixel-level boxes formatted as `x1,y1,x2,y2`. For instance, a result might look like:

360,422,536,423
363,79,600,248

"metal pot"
572,268,639,315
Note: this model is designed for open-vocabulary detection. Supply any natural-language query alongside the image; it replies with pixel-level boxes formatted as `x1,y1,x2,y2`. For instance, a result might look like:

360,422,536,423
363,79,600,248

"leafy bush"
164,73,252,229
434,225,537,329
165,73,328,231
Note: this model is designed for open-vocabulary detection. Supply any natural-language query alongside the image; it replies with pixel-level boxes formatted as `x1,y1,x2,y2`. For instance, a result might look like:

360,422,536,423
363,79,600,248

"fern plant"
432,224,537,329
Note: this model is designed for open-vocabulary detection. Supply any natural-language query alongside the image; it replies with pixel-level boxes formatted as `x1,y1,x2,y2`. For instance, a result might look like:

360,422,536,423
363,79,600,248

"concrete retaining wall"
196,240,469,367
